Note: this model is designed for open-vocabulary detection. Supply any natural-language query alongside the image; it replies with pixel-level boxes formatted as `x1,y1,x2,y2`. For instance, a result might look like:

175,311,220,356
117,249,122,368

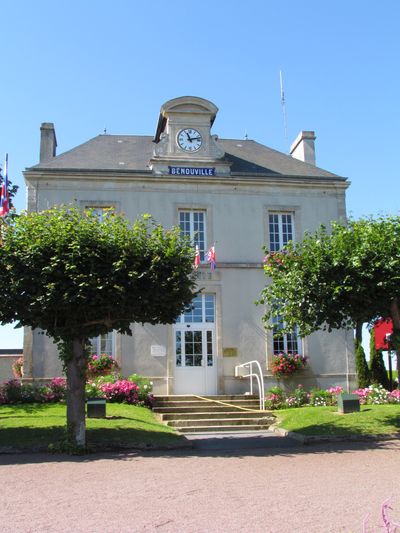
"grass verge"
275,404,400,437
0,403,184,452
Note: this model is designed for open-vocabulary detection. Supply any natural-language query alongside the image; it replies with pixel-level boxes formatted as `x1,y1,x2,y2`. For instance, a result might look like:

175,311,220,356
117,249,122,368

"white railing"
234,360,265,411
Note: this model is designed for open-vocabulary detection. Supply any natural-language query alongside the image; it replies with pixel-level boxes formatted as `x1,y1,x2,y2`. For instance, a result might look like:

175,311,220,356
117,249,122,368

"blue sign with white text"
169,166,215,176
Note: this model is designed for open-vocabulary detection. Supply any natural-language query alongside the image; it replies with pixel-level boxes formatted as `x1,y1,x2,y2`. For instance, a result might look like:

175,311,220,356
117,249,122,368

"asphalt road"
1,433,399,533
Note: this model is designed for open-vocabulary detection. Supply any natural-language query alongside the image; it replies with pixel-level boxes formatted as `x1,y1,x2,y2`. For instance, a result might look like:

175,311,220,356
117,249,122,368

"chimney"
290,130,316,165
40,123,57,163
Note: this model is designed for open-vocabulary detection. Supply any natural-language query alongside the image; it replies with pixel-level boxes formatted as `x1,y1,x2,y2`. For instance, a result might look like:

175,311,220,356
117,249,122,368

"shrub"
100,380,140,404
49,377,67,401
127,374,153,401
352,384,390,405
310,388,334,407
389,389,400,403
285,384,309,408
326,386,344,406
355,339,370,388
265,386,285,409
86,354,119,378
85,381,103,399
271,353,308,378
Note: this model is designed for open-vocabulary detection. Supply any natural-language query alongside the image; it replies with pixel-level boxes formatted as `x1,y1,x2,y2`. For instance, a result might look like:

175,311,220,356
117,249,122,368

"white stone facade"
22,96,356,393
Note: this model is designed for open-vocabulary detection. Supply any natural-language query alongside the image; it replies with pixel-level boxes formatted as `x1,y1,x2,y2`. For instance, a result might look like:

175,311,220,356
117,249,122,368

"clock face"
177,128,203,152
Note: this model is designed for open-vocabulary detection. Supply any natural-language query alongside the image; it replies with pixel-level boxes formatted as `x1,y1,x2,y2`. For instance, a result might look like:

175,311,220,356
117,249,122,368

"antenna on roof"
103,126,107,135
244,130,248,140
279,70,288,151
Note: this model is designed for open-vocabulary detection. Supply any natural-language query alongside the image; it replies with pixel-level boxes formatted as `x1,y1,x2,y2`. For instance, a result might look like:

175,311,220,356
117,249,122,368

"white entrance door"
174,295,217,395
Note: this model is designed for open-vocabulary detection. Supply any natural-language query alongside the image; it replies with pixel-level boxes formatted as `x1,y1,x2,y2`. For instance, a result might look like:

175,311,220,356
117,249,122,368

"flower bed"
0,373,153,407
265,384,400,410
0,378,67,405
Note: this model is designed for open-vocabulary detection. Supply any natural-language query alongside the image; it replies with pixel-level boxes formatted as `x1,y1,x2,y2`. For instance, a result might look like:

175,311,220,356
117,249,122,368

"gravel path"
0,437,399,533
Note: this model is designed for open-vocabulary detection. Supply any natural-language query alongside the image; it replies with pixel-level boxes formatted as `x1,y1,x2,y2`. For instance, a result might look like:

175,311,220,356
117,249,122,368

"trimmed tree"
0,206,196,448
258,216,400,385
369,328,390,389
355,339,370,388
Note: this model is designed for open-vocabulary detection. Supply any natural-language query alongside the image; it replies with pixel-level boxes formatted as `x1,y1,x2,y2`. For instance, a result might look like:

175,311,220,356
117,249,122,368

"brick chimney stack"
290,130,316,166
40,123,57,163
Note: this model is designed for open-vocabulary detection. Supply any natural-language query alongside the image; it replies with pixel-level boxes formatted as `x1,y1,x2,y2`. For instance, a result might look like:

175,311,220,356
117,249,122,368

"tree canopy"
0,206,197,447
0,207,196,340
258,215,400,342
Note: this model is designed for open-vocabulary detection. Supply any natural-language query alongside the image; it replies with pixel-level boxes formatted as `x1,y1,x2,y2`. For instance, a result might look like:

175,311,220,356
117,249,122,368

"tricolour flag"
207,244,216,271
194,245,200,269
0,154,10,217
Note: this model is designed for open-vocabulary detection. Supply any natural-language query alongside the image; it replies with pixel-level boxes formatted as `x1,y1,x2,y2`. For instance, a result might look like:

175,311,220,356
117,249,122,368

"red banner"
373,318,393,350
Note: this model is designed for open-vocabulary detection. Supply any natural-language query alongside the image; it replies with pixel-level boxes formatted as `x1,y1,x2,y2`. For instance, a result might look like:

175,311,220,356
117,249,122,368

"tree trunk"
355,321,363,344
66,338,87,447
390,299,400,388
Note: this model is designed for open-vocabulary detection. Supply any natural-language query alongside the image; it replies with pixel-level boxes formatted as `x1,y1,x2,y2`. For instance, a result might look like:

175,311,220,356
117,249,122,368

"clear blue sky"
1,0,399,348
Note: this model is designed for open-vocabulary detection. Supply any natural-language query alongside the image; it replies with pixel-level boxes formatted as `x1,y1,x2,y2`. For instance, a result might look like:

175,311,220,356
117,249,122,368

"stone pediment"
160,96,218,120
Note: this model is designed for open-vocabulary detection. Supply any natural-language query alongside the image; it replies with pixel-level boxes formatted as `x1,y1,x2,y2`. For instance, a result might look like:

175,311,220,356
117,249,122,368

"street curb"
0,436,194,455
270,425,400,444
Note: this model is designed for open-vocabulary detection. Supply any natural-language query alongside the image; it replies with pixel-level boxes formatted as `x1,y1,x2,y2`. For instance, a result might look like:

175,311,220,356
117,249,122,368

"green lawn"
276,404,400,437
0,403,184,452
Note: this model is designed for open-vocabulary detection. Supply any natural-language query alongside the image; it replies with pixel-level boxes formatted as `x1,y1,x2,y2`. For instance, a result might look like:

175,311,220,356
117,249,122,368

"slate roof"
27,134,344,180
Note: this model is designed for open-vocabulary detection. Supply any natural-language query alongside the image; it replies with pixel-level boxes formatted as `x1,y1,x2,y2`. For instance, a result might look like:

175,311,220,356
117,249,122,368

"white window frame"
179,210,207,262
272,315,302,355
268,212,295,252
175,294,215,325
89,331,116,357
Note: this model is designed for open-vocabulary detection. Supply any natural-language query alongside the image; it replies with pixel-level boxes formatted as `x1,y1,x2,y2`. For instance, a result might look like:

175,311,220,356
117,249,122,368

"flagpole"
279,70,288,152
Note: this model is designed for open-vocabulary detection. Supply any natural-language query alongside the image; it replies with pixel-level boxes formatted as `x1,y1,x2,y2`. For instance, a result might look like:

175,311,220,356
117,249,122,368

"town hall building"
22,96,356,394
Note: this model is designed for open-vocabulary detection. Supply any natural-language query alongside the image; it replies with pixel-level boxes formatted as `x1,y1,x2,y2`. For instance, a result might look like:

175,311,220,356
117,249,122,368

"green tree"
258,216,400,383
369,328,390,389
0,206,196,448
355,339,370,388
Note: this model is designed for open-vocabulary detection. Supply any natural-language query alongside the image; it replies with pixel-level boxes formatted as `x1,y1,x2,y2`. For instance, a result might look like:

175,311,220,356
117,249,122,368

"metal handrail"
234,360,265,411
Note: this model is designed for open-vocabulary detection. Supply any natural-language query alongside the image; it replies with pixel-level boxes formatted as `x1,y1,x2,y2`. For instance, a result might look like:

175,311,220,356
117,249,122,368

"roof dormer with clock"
150,96,231,177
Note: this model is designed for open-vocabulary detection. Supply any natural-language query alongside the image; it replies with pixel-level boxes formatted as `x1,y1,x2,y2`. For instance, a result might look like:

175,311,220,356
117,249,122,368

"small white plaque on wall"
151,345,167,357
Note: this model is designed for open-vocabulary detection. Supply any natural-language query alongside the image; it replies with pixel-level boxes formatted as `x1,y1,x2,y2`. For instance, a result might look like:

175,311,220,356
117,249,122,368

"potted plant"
86,353,119,379
271,352,308,378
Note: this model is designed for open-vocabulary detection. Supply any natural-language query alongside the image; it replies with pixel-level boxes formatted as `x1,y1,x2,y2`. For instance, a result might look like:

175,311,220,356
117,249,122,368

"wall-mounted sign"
169,166,215,176
151,345,167,357
223,347,238,357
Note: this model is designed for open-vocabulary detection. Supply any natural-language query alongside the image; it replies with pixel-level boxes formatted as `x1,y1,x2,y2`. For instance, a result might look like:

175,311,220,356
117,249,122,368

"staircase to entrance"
153,395,275,433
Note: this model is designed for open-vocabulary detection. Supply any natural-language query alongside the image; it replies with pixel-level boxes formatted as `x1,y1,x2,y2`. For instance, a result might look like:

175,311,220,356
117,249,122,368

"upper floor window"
179,210,206,261
89,331,114,356
269,213,294,252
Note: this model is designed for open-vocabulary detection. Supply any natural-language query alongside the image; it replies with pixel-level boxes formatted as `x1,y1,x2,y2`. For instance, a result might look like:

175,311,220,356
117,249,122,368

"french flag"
194,245,200,269
0,154,9,217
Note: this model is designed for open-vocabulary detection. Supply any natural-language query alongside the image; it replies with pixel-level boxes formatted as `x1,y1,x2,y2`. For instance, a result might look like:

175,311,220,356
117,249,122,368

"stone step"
175,424,272,434
160,411,267,421
153,394,273,434
167,416,275,428
153,400,261,409
153,405,260,414
154,394,258,402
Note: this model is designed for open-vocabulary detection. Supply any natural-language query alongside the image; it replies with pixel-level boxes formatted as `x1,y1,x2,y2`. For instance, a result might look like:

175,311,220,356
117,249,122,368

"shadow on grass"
0,403,60,417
